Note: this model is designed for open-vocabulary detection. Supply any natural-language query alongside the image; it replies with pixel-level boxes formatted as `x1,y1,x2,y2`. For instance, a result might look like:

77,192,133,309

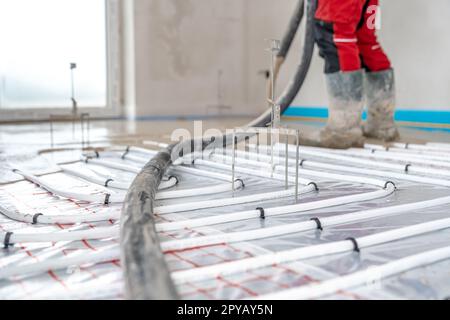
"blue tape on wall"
284,106,450,125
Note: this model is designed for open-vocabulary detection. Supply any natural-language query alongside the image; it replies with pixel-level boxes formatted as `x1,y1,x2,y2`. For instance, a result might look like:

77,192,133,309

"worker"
311,0,399,148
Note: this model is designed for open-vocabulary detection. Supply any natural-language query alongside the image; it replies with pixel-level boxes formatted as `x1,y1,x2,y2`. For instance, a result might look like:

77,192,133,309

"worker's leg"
319,69,365,149
357,0,399,141
314,19,362,74
312,17,365,149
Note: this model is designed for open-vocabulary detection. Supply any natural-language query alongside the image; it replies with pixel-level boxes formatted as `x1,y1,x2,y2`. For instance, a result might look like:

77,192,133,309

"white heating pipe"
122,152,236,183
61,165,131,190
143,140,169,151
254,244,450,300
0,248,120,280
99,146,313,189
117,144,306,186
1,225,118,245
159,178,179,190
218,148,450,187
169,165,236,182
156,149,397,231
276,144,450,178
149,153,319,214
156,180,244,200
189,159,315,185
143,141,169,149
154,184,317,215
328,148,450,169
106,145,159,156
86,156,233,183
160,186,450,253
394,142,450,152
426,142,450,149
361,145,450,163
156,187,393,232
5,205,450,282
209,153,391,188
64,163,243,200
328,145,450,162
153,151,397,216
126,146,159,155
84,158,141,174
145,142,450,176
84,150,178,190
12,169,125,204
172,214,450,285
145,139,450,162
368,146,450,159
84,162,178,190
0,204,120,225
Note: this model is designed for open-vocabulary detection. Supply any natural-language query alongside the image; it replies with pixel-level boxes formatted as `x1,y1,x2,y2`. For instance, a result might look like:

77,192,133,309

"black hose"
259,0,317,125
278,0,305,59
279,0,316,111
120,0,317,300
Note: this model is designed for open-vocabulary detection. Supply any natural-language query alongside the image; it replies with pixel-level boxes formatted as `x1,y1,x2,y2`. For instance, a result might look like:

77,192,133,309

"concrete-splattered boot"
301,70,365,149
363,69,399,141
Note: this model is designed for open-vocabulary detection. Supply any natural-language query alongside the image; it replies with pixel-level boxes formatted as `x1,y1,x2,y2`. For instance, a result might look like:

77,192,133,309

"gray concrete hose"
120,0,317,300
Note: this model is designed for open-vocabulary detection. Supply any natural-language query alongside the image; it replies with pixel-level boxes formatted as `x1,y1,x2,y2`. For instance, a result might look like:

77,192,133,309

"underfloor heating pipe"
85,156,233,183
154,184,316,215
218,148,450,187
61,165,131,190
0,248,121,280
366,144,450,158
426,142,450,149
364,143,450,157
0,203,121,225
64,163,245,200
359,145,450,163
118,151,244,184
156,186,393,232
393,142,450,152
382,148,450,159
85,163,178,190
206,153,394,188
129,149,308,184
272,144,450,178
160,180,450,253
0,225,119,247
4,195,450,282
172,210,450,285
12,168,126,204
324,147,450,169
82,154,318,213
254,244,450,300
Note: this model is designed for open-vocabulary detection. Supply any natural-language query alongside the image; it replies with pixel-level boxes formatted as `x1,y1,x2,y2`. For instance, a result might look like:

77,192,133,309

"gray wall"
124,0,450,118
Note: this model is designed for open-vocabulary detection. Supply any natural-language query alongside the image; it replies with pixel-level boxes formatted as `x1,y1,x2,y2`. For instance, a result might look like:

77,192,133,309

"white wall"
379,0,450,110
124,0,450,118
127,0,251,118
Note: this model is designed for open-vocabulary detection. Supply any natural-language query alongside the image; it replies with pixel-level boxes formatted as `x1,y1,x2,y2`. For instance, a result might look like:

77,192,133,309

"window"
0,0,111,110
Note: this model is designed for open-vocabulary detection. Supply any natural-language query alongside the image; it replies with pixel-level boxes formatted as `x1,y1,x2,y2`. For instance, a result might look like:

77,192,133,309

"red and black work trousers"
314,0,391,74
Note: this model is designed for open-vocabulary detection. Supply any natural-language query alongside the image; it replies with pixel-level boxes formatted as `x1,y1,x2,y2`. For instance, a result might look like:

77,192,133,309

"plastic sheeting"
0,145,450,300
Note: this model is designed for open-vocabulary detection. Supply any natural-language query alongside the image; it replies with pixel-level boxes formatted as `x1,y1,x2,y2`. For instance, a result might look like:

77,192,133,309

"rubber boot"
363,68,399,141
301,70,365,149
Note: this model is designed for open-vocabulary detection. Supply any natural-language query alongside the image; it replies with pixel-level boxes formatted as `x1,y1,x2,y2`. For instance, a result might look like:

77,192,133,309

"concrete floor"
1,117,448,184
1,117,449,151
